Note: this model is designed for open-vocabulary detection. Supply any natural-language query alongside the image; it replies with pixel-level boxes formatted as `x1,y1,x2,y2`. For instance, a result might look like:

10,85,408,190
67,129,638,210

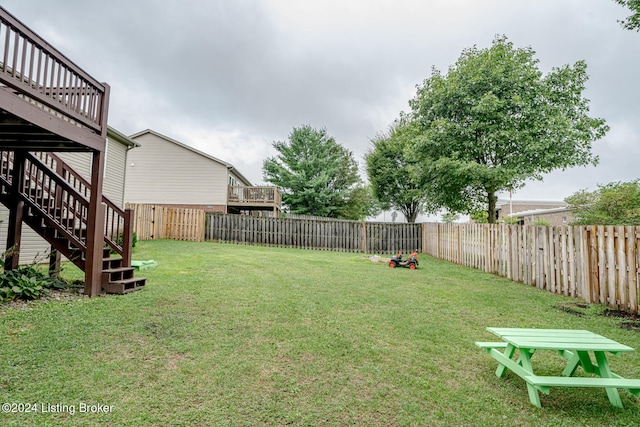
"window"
562,216,567,223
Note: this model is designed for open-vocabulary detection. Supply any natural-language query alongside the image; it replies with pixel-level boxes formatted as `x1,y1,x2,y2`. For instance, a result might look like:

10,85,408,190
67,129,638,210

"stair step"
102,277,146,294
102,266,135,282
102,257,123,270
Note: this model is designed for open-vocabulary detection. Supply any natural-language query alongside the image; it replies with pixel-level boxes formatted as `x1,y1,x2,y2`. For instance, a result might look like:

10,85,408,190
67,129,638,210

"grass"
1,240,640,426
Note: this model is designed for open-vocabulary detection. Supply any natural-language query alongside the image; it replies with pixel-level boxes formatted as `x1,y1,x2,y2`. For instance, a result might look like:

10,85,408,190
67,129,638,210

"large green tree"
565,180,640,225
614,0,640,31
365,121,434,223
263,125,375,220
408,35,609,223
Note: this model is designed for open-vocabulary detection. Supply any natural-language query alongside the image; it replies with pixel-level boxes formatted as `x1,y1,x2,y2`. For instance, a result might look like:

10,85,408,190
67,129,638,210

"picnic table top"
487,327,635,353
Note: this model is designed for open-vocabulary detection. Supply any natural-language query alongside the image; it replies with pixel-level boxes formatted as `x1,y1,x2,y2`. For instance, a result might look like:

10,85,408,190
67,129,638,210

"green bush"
498,216,521,225
0,262,68,302
116,231,137,249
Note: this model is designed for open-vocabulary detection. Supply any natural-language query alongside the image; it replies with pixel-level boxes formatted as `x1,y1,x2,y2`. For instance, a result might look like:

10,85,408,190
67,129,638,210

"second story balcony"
228,185,282,216
0,6,109,152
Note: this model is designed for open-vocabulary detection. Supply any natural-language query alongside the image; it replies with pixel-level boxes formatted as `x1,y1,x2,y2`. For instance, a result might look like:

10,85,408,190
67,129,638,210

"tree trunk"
487,191,498,224
403,202,419,223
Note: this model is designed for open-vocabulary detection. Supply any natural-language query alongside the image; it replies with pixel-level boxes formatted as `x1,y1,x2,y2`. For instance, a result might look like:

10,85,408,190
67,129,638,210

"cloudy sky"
4,0,639,209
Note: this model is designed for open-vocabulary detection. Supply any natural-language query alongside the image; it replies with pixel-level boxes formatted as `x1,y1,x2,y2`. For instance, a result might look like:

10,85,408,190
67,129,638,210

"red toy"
389,250,419,269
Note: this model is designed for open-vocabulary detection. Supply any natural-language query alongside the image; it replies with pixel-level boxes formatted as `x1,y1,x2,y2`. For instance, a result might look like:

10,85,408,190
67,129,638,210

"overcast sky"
4,0,639,209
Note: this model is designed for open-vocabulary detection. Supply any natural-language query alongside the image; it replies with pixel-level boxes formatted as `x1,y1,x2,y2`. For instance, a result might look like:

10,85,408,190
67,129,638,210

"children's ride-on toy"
389,251,419,269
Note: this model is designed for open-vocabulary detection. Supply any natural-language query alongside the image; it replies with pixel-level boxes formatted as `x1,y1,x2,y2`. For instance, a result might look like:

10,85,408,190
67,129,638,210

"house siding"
103,140,128,202
495,201,567,219
125,132,230,206
519,211,574,226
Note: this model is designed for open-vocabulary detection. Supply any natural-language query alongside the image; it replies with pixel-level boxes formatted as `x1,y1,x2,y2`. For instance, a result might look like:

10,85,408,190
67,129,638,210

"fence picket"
617,226,628,309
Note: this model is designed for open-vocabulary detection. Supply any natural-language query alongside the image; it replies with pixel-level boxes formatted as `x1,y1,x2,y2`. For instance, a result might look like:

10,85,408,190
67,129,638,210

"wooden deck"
0,7,109,151
227,185,282,216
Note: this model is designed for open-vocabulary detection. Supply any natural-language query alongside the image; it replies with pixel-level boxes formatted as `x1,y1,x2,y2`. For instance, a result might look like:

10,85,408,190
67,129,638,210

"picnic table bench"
476,328,640,408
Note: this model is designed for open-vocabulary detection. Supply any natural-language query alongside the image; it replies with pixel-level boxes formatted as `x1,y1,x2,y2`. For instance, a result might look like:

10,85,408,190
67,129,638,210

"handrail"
32,152,130,261
1,150,131,264
0,7,108,136
228,185,282,205
22,152,88,252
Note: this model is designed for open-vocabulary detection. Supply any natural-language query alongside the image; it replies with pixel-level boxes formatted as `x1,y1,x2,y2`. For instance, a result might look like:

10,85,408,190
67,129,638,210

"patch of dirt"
600,309,640,333
602,308,640,321
620,321,640,332
558,306,584,317
560,303,590,309
1,289,86,311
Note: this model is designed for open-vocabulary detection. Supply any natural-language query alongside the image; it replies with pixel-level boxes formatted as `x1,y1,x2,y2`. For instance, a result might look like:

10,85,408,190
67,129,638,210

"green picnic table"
476,328,640,408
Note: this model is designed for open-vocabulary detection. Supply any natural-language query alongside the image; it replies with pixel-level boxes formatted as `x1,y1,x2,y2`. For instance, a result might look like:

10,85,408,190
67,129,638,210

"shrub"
0,255,68,302
116,231,137,249
498,216,521,225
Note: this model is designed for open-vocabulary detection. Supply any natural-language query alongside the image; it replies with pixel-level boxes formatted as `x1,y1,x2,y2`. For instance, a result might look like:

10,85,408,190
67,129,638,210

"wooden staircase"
101,247,145,294
0,150,145,294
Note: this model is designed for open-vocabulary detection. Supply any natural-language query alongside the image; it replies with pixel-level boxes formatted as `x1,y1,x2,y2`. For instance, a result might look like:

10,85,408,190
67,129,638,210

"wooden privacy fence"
124,206,640,314
423,223,640,314
206,213,422,254
126,204,205,242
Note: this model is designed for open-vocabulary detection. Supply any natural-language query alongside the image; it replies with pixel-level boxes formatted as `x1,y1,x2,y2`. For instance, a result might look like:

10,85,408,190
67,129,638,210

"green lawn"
1,240,640,426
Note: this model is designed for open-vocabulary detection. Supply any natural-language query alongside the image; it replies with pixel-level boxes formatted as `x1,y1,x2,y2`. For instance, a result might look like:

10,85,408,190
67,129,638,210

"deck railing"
228,185,282,207
33,151,131,264
0,6,109,137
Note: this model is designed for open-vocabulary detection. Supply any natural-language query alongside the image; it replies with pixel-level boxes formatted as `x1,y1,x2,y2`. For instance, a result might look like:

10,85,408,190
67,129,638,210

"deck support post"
5,150,26,270
48,247,61,278
84,148,106,297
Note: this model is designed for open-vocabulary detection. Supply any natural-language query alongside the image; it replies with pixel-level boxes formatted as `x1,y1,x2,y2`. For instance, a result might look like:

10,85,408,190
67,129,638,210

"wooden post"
437,224,441,261
597,226,606,304
122,208,133,267
49,247,61,278
567,227,575,297
5,200,24,270
5,150,26,270
606,226,616,307
631,227,640,314
616,226,627,310
84,149,106,297
589,226,600,304
578,227,591,302
457,224,462,265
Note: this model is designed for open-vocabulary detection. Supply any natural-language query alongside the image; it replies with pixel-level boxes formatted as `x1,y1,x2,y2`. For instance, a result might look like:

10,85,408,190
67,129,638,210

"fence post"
361,222,367,253
627,226,638,314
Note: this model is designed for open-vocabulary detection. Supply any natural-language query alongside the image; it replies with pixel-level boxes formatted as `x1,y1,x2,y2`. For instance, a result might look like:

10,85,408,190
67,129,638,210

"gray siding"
103,140,128,203
125,132,229,205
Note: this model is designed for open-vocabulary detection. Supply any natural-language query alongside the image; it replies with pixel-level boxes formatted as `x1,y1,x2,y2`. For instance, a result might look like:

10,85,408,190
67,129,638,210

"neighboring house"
125,129,281,216
495,199,574,226
508,207,575,226
0,127,139,264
